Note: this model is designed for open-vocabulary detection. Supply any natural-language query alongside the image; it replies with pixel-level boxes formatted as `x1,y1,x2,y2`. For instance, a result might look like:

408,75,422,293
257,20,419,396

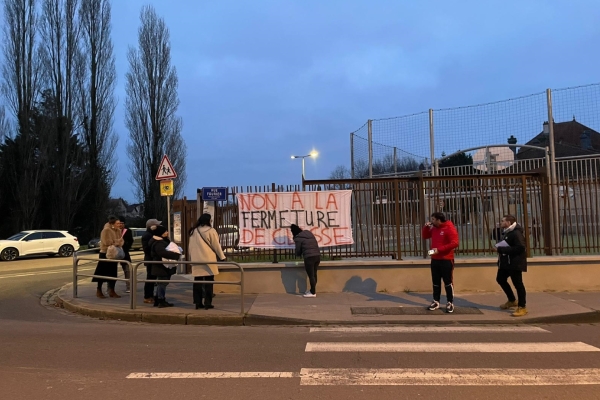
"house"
107,198,144,220
515,118,600,160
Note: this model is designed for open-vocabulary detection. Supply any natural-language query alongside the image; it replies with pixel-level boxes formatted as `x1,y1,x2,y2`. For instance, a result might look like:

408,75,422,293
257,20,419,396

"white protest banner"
236,190,354,248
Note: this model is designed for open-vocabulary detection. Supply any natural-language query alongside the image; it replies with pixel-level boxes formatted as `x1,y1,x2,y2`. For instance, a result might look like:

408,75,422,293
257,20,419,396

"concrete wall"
210,256,600,294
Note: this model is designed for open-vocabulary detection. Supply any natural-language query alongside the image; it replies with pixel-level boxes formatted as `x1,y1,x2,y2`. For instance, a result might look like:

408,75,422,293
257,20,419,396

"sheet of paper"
495,240,509,248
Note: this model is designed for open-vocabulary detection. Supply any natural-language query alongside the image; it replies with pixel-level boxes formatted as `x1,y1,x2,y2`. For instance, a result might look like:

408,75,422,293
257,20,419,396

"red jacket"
421,220,459,260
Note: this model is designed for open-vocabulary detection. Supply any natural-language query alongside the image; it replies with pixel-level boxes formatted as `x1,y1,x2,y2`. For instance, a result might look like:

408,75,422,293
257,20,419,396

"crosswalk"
127,325,600,386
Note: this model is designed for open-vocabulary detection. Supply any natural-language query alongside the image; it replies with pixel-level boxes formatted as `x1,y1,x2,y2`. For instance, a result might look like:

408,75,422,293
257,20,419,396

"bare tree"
1,0,44,230
125,5,187,222
329,165,351,180
78,0,117,235
38,0,89,229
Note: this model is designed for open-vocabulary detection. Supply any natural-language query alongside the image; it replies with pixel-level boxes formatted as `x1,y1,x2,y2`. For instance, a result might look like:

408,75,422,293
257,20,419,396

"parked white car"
0,230,80,261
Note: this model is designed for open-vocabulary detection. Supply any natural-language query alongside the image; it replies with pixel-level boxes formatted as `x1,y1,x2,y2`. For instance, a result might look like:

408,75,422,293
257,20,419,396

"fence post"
544,147,554,255
418,172,428,258
350,133,355,178
394,179,402,260
272,182,279,264
546,89,560,255
429,109,435,176
368,119,373,178
521,175,531,258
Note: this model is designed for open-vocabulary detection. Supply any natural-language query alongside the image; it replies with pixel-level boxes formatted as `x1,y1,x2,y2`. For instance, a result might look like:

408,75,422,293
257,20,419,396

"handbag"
106,245,125,260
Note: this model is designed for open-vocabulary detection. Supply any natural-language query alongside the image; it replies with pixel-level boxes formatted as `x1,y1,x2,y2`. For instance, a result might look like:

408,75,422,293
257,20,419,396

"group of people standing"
422,212,528,317
92,210,527,317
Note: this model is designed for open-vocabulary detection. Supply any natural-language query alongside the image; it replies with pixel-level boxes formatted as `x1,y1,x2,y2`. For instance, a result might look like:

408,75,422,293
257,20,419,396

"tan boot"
96,289,106,299
512,307,528,317
108,289,121,298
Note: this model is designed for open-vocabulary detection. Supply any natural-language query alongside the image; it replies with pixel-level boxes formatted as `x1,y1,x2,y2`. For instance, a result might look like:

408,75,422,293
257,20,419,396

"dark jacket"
142,229,154,266
497,224,527,272
293,230,320,259
148,236,181,277
122,228,134,254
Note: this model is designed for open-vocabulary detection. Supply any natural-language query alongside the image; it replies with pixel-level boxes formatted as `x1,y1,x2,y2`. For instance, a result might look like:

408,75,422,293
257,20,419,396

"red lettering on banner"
291,192,304,209
265,193,277,210
239,195,252,211
333,227,348,245
241,229,253,244
321,228,332,245
255,228,265,245
326,193,338,210
315,193,323,209
251,194,266,210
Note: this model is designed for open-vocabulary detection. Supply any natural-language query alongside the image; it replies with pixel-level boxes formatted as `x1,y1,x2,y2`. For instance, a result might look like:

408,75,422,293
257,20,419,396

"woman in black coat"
148,225,181,308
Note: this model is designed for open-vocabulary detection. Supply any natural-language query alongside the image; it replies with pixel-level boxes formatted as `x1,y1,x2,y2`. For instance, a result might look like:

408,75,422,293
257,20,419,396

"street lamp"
291,151,318,180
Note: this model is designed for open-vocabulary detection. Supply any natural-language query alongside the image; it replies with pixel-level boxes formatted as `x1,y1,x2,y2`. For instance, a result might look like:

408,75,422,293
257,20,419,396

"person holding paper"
148,225,181,308
496,214,528,317
422,212,459,313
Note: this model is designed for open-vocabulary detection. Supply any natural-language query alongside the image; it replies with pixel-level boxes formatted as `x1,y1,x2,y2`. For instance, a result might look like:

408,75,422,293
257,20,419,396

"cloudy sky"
47,1,600,200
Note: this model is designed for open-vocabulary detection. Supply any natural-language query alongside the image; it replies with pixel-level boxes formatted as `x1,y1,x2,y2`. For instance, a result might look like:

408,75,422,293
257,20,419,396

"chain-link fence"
351,83,600,178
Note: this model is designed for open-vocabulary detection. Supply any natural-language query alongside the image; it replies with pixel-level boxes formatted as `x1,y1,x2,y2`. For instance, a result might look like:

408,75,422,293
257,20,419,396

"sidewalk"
55,276,600,326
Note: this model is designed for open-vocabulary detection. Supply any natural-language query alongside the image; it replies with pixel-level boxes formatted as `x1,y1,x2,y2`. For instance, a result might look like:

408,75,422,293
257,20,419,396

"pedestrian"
92,216,124,298
421,212,459,313
142,218,161,304
290,224,321,298
496,214,528,317
148,225,181,308
118,216,133,293
188,213,225,310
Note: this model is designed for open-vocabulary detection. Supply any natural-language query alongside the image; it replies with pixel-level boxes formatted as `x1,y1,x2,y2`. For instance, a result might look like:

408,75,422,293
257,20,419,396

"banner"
236,190,354,248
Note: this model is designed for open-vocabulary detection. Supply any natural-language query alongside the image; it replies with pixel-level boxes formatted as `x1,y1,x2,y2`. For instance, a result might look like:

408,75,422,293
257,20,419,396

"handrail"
72,251,245,315
131,260,245,314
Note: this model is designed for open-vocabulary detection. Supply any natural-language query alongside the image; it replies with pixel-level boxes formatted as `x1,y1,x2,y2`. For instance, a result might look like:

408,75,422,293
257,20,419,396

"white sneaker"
303,293,316,298
304,290,311,295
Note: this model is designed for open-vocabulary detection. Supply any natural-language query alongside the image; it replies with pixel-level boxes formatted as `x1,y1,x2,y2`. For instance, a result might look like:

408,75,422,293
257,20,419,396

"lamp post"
291,151,318,181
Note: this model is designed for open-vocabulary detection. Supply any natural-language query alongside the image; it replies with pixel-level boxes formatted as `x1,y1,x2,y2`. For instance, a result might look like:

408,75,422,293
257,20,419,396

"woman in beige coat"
92,216,125,298
188,213,226,309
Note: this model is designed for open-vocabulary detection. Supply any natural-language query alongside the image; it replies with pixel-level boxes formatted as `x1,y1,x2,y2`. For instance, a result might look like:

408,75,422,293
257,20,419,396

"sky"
8,0,600,202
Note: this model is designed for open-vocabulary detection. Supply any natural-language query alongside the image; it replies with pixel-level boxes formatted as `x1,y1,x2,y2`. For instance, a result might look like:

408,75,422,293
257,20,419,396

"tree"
329,165,351,180
1,0,43,231
78,0,117,236
125,5,187,222
439,151,473,169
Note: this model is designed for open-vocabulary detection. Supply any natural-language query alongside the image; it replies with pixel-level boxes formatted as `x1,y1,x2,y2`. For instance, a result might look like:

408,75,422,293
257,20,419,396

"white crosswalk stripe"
310,326,550,333
305,342,600,353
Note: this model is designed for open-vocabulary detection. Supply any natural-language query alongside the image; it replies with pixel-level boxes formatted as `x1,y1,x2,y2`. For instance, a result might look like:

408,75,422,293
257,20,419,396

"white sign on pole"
156,155,177,180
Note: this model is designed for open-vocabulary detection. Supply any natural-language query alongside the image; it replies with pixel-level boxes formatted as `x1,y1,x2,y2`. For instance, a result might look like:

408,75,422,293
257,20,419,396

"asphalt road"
1,256,600,399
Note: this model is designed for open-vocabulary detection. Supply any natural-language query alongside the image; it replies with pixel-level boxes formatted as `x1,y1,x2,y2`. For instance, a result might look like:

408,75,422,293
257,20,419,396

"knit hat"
153,225,168,236
290,224,302,237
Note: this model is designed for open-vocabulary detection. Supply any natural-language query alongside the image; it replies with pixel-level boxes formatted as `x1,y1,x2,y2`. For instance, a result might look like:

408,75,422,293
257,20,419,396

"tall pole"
167,195,171,237
302,157,305,181
429,109,435,176
546,88,560,255
368,119,373,178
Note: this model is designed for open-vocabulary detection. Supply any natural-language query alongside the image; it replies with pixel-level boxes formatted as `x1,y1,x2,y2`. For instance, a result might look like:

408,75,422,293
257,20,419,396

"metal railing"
72,251,245,315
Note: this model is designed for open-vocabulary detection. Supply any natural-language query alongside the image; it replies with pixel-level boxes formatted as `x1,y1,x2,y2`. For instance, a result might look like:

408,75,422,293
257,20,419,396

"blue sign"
202,187,227,201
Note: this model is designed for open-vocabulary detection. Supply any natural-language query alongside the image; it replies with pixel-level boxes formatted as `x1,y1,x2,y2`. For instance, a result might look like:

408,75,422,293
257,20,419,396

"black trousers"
431,259,454,303
193,276,215,306
144,266,156,299
496,268,526,308
304,256,320,294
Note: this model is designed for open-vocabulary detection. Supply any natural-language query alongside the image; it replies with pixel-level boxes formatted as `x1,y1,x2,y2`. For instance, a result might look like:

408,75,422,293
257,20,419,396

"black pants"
304,256,320,294
193,276,215,306
144,266,156,299
431,259,454,303
496,269,526,307
94,252,116,291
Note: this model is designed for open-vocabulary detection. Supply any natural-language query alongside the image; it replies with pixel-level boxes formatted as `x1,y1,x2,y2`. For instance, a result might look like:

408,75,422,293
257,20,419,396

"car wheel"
58,244,74,257
0,247,19,261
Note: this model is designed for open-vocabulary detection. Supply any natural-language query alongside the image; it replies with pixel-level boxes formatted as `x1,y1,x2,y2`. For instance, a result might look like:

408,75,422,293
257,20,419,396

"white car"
0,230,80,261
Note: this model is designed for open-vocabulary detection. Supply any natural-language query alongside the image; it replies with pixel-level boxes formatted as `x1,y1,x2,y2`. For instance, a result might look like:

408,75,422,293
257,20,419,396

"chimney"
580,130,593,150
507,135,517,154
543,121,549,135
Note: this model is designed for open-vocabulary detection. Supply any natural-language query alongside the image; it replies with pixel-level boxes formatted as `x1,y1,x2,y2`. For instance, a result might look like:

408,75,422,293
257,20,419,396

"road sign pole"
167,195,171,237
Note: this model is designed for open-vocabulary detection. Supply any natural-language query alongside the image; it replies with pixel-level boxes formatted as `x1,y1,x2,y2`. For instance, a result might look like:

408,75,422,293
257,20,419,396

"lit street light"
291,150,318,180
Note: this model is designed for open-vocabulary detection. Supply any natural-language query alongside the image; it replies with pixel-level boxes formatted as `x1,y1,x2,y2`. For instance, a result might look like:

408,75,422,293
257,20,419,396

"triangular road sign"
155,155,178,180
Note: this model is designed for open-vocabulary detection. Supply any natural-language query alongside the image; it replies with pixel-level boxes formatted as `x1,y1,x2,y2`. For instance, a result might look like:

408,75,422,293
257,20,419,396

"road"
1,256,600,399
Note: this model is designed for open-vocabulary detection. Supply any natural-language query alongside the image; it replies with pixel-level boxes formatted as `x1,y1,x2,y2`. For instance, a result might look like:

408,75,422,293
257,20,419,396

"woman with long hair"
188,213,226,310
92,216,124,298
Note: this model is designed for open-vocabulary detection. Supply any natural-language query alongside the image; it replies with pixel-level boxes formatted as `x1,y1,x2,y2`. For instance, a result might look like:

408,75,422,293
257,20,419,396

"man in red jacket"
421,212,459,313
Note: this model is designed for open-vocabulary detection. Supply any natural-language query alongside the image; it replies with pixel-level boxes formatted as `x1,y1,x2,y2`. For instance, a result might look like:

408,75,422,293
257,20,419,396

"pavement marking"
305,342,600,352
310,326,550,333
127,372,298,379
299,368,600,386
0,267,94,279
